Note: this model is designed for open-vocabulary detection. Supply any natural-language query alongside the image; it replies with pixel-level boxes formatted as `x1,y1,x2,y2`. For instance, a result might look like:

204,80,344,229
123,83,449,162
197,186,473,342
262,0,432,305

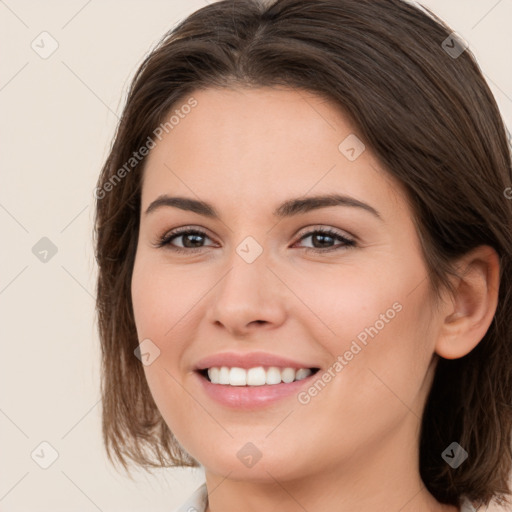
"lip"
193,351,319,371
194,369,319,410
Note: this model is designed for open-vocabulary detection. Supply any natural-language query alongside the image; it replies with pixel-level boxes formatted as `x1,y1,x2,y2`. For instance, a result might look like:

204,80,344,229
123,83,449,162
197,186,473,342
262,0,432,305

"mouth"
196,366,321,386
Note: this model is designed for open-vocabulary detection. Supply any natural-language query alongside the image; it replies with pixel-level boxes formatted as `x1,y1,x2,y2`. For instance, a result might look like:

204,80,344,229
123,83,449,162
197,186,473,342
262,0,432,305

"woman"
94,0,512,510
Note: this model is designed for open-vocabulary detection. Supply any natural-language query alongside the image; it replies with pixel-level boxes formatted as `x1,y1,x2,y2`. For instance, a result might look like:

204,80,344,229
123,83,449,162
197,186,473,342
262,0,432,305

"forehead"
141,86,406,219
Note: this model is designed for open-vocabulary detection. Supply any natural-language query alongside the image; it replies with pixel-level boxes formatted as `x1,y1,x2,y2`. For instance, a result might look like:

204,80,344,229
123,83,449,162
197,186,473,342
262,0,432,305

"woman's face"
131,86,442,483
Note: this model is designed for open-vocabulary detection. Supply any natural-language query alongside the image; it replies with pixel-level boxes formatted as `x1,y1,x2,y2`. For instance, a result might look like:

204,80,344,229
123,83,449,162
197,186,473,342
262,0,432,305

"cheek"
131,255,183,388
302,246,431,362
297,252,435,418
130,253,211,427
131,252,203,342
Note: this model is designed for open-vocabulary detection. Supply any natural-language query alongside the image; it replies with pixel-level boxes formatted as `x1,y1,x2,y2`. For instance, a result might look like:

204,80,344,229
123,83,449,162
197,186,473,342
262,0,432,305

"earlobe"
434,246,500,360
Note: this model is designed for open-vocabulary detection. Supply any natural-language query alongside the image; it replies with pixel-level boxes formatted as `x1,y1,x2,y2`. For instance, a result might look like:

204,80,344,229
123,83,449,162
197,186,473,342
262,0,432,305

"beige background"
0,1,510,510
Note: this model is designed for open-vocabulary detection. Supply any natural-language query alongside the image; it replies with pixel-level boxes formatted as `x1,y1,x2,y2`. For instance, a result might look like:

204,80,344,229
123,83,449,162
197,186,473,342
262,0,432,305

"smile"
201,366,320,386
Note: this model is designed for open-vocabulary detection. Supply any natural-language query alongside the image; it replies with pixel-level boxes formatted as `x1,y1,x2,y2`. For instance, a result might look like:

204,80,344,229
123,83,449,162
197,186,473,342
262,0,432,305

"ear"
435,245,500,360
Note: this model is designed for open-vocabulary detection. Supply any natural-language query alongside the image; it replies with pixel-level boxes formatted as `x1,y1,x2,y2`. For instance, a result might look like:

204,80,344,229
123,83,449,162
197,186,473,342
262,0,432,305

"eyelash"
154,226,356,254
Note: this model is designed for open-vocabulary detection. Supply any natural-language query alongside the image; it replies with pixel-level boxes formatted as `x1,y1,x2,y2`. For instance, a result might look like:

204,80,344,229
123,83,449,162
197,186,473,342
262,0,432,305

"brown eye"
154,226,356,255
295,228,356,252
156,228,215,253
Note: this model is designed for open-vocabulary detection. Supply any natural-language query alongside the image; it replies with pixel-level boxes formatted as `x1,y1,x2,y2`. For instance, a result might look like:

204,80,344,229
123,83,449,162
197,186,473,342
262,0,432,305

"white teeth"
206,366,313,386
247,367,267,386
208,367,220,383
266,366,282,385
295,368,312,381
281,367,296,383
218,366,230,385
229,367,246,386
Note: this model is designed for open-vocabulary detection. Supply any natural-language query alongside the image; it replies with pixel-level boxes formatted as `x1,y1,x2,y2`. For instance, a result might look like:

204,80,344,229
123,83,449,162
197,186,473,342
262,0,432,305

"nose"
206,251,288,337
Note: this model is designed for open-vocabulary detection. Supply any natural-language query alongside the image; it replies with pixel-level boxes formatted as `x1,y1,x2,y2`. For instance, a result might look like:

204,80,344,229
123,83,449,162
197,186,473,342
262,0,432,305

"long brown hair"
94,0,512,507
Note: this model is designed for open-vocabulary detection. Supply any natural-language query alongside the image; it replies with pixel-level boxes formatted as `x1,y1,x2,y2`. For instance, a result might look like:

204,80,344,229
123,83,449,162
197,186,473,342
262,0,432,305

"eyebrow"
145,193,382,220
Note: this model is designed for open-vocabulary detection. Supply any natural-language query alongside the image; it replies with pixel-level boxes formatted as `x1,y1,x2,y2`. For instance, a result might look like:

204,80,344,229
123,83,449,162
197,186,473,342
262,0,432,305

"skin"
131,86,500,512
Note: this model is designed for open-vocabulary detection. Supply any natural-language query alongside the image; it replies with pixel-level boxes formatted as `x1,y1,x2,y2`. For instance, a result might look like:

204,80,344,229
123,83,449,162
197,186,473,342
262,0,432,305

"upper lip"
194,351,320,371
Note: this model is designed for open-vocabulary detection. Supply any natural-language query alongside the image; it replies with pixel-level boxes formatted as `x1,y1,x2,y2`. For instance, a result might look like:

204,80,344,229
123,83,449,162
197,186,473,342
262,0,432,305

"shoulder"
172,482,208,512
459,496,481,512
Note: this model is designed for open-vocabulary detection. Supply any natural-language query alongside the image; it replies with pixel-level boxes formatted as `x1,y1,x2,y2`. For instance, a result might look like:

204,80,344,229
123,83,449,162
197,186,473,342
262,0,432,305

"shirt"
172,482,480,512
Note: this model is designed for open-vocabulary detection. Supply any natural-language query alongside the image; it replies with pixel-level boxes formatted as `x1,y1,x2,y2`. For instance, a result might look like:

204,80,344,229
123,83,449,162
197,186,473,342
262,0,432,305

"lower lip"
195,371,318,409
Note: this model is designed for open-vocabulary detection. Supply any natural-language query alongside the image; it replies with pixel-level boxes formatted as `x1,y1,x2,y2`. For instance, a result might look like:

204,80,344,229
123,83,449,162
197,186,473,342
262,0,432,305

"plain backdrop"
1,1,511,510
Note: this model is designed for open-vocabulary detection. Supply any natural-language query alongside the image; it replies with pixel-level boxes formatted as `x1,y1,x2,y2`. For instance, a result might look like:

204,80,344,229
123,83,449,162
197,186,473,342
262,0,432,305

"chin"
195,442,315,483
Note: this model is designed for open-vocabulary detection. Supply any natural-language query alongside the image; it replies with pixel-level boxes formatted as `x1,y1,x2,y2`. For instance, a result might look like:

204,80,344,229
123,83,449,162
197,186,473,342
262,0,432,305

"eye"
154,227,216,254
293,227,356,253
154,226,356,254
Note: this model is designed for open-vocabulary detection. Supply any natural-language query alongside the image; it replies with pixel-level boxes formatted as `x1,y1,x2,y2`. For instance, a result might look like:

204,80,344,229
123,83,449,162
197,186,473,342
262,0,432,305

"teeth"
229,367,246,386
295,368,312,381
266,367,282,385
248,367,266,386
219,366,230,385
206,366,313,386
281,367,295,383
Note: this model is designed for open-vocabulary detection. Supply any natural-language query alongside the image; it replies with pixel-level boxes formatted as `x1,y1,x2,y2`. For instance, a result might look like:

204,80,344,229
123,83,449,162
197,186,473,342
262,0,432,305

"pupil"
181,233,335,249
313,234,333,248
184,234,203,247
